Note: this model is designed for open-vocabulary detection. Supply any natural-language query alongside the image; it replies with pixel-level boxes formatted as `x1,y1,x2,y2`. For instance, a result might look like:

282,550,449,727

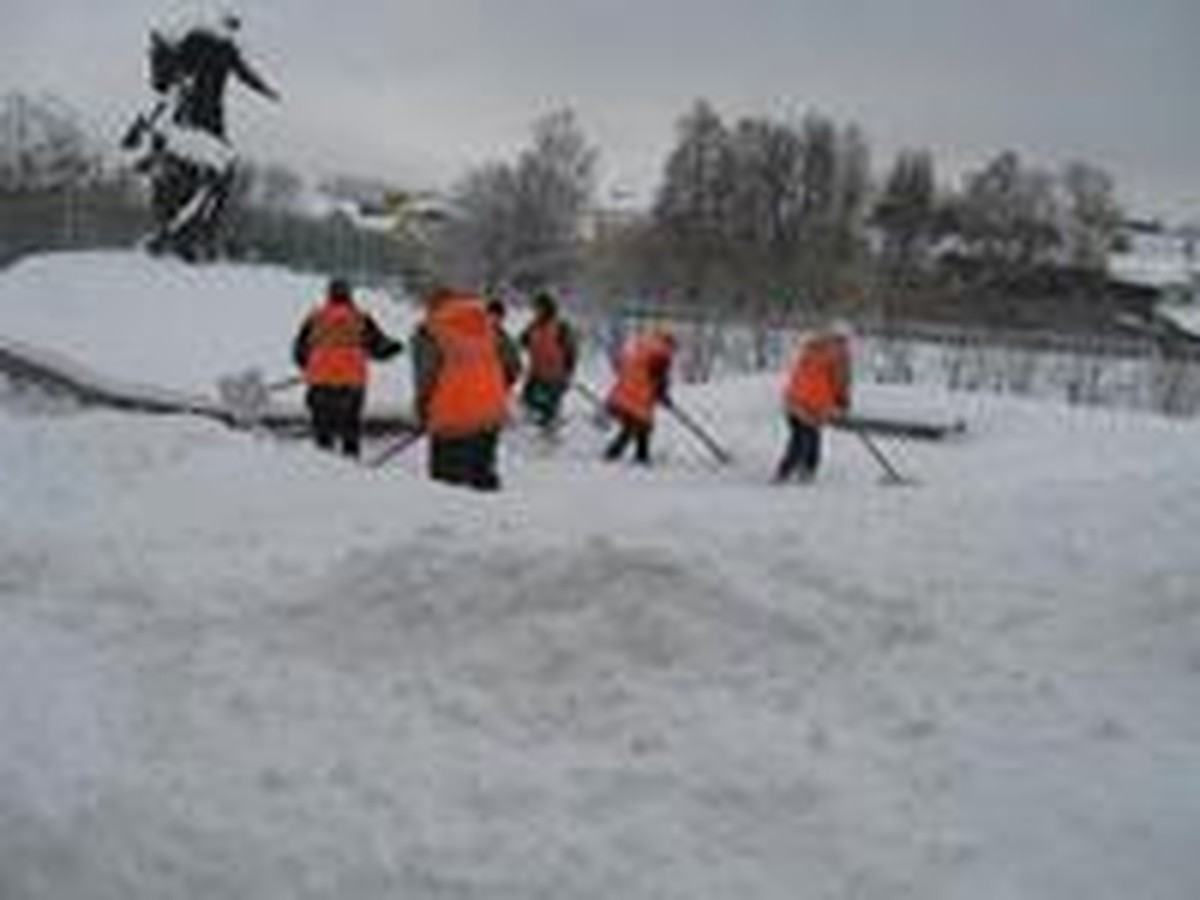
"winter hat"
533,292,558,317
328,277,352,301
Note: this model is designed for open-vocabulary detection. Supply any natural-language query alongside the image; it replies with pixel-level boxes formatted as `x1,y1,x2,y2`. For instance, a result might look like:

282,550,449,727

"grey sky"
4,0,1197,219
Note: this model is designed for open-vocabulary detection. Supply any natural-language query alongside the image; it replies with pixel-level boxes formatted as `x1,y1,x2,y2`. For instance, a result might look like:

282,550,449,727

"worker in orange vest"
603,328,677,465
519,291,578,431
292,277,402,458
410,287,520,490
774,321,853,482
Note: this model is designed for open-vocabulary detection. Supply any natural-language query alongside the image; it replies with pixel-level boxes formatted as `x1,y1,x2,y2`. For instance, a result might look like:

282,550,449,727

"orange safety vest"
425,295,510,437
784,335,851,424
606,332,674,426
526,318,569,382
304,302,367,387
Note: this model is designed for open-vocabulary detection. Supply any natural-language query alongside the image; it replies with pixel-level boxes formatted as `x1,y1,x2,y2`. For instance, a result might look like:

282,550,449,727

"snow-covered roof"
1109,228,1199,290
1160,304,1200,336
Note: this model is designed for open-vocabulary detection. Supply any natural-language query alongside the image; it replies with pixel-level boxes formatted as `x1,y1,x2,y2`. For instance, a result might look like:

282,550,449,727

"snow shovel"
570,381,612,429
217,368,302,426
664,401,734,465
367,428,424,468
845,424,914,486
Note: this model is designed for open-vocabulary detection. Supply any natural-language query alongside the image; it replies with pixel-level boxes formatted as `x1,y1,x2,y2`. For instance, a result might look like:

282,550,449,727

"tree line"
2,90,1130,332
437,100,1126,333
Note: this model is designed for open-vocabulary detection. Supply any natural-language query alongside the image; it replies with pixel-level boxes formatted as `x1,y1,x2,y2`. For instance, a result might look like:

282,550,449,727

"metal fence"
0,186,416,289
6,188,1199,418
583,306,1200,418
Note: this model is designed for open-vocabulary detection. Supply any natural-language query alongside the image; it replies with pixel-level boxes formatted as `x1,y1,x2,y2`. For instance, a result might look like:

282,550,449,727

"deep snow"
1,252,1198,899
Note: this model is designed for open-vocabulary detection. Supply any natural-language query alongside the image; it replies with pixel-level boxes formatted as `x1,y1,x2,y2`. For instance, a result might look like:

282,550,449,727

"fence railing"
0,186,416,287
581,306,1200,418
6,189,1199,418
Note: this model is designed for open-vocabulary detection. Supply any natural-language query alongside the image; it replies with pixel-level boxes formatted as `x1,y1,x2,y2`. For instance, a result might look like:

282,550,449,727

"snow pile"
0,251,412,406
1,252,1199,899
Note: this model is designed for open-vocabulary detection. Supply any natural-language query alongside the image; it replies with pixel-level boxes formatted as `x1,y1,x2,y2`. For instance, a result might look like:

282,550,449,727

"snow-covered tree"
650,99,737,305
0,92,98,191
509,108,598,292
873,149,940,281
725,115,805,290
954,150,1062,272
439,162,521,292
438,108,596,294
1058,160,1120,272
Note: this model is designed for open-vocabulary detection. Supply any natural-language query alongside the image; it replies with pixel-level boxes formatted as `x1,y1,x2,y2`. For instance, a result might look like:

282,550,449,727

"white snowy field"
1,252,1199,899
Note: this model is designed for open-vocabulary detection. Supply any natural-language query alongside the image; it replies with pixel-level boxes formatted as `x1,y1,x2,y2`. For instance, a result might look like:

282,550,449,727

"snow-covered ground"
0,251,412,413
1,252,1198,899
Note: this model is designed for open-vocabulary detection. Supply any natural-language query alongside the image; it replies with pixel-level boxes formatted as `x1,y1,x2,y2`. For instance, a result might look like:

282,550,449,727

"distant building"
581,203,644,243
298,181,446,235
1109,220,1200,335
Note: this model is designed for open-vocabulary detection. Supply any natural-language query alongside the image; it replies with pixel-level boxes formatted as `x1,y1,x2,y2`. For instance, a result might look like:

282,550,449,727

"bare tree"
255,163,305,213
873,148,938,283
0,92,98,191
954,150,1061,274
725,115,805,307
830,122,872,291
439,161,521,291
651,99,737,307
793,113,870,309
509,108,597,292
1059,160,1120,272
436,108,596,294
227,160,305,220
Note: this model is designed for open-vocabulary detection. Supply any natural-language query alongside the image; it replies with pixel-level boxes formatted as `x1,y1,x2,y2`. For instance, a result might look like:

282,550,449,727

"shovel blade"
217,368,271,425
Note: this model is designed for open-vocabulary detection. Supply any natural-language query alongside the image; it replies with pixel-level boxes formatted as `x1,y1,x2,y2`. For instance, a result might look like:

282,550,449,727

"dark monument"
122,9,279,261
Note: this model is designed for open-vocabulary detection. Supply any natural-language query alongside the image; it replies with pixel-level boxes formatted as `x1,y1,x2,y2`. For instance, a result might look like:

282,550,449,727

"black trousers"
775,414,822,481
521,378,568,427
604,413,653,464
429,430,501,491
306,385,366,458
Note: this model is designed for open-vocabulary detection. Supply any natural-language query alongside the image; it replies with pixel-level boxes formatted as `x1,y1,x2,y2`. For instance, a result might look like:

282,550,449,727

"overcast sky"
4,0,1197,220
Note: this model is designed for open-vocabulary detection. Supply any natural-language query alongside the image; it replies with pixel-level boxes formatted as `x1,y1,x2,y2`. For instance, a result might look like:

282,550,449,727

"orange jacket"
606,331,675,426
523,317,572,382
784,334,852,424
302,302,368,387
421,294,510,437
